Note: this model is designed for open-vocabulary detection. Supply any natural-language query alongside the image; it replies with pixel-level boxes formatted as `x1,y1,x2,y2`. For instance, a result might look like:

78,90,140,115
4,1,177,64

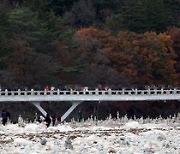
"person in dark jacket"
1,109,10,125
78,111,83,122
44,113,51,127
51,113,56,126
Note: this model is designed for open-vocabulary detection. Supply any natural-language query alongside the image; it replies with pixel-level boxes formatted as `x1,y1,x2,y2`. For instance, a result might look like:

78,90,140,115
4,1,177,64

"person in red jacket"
57,113,61,124
44,86,49,91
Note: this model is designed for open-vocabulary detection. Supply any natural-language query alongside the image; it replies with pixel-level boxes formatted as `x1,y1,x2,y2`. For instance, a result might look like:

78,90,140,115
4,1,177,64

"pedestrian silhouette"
1,109,10,125
44,113,51,127
78,111,83,122
52,113,56,126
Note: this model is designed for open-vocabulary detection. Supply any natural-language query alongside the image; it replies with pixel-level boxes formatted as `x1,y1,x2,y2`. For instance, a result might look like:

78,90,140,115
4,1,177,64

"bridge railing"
0,88,180,96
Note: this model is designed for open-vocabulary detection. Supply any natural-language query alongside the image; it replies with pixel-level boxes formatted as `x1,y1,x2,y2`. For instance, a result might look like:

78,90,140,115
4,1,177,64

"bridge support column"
61,101,82,122
31,102,47,117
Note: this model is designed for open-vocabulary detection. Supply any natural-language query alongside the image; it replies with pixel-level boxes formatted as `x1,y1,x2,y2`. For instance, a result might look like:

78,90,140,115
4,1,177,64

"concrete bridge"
0,88,180,121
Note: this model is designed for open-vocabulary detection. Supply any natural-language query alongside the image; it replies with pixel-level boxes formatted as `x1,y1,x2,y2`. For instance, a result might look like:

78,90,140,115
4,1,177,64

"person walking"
44,86,49,91
1,109,10,125
52,113,56,126
44,113,51,127
18,115,24,127
57,113,61,124
78,111,83,122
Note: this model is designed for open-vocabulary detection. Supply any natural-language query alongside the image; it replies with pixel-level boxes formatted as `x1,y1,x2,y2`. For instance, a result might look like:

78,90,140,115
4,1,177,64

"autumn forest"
0,0,180,121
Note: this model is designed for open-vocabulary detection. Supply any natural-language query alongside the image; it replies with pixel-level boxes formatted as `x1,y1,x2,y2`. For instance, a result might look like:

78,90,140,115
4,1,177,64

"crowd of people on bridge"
0,84,179,92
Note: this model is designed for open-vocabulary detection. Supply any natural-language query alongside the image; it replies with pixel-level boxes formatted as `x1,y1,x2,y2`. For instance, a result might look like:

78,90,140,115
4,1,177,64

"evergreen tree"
105,0,180,34
64,0,96,28
0,8,11,56
25,0,78,15
9,7,73,53
145,0,167,32
164,0,180,28
106,0,148,33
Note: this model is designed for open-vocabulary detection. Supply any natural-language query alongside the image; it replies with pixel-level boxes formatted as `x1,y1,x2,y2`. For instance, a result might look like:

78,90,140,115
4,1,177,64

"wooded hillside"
0,0,179,120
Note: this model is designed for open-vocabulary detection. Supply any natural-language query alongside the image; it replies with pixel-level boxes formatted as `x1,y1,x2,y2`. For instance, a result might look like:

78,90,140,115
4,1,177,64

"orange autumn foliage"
74,28,178,85
168,27,180,83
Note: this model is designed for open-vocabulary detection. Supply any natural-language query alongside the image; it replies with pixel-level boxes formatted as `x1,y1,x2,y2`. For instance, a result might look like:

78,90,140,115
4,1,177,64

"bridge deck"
0,88,179,121
0,88,180,102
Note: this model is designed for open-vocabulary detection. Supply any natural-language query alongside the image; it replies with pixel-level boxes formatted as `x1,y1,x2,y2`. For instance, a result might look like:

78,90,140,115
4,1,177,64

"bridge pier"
31,102,47,117
61,101,83,122
31,101,83,122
